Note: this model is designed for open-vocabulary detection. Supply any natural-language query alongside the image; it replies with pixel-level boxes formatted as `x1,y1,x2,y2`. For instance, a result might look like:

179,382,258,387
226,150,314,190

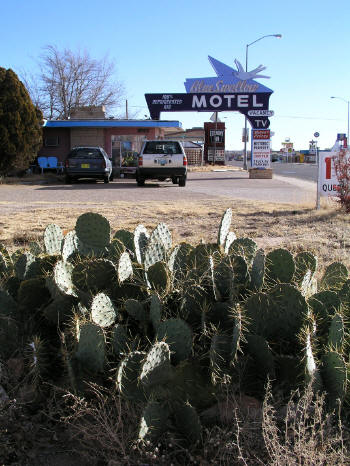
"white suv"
136,140,187,187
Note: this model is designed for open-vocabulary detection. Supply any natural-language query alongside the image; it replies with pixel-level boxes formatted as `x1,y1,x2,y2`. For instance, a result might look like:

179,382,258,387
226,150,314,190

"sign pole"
314,132,320,210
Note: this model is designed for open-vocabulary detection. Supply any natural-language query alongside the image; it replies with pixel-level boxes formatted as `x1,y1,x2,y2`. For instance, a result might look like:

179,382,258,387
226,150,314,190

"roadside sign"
248,110,274,117
251,129,271,169
314,132,320,138
318,152,340,197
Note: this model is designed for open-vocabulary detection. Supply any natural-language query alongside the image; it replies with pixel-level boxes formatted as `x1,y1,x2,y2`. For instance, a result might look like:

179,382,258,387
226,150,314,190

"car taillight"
183,154,188,166
65,160,69,168
138,156,143,166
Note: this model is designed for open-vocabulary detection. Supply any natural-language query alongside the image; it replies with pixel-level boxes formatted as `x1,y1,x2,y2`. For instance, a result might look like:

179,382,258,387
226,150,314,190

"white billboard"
251,129,271,169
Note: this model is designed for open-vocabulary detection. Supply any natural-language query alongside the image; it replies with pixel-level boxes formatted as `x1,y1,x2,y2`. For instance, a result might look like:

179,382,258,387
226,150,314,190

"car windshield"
68,148,103,159
143,141,182,155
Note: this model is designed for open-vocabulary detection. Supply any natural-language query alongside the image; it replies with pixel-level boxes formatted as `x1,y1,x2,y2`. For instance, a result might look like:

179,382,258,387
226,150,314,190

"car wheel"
172,177,178,184
65,175,71,184
104,176,110,184
137,178,145,186
178,176,186,187
110,173,114,182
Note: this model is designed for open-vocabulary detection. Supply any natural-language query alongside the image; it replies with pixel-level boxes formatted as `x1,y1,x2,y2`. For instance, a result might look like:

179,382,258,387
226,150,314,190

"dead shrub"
262,384,348,465
61,383,142,465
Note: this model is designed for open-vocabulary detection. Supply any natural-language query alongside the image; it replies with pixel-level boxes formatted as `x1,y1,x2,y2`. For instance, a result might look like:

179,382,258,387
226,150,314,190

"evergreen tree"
0,68,42,175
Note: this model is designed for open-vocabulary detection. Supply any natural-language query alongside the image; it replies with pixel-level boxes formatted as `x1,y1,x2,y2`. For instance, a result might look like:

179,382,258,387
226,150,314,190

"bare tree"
22,45,125,119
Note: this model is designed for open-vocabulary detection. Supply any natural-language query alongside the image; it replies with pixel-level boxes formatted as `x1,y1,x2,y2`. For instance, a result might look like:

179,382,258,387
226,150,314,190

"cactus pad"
140,341,173,388
91,292,117,327
76,322,105,373
75,212,111,248
117,351,146,402
139,400,170,442
320,262,348,291
134,224,149,264
174,402,202,444
44,223,64,255
118,251,133,283
228,237,258,265
147,261,170,293
266,248,295,283
218,208,232,247
156,318,192,364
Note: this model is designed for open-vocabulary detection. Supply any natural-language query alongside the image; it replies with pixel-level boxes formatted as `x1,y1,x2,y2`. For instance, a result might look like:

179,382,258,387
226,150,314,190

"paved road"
0,168,317,214
228,161,317,181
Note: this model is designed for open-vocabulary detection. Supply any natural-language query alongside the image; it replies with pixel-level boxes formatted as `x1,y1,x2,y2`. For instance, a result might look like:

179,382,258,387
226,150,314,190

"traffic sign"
314,132,320,138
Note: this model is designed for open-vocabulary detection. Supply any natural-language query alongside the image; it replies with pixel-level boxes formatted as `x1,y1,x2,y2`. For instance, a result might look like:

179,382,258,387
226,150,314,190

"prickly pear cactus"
228,237,257,266
217,208,232,247
156,318,192,365
72,258,117,293
149,294,162,331
44,224,64,255
328,313,344,350
294,251,317,286
151,222,172,252
91,293,117,328
210,334,233,382
139,400,170,442
134,224,149,264
0,252,8,279
62,231,79,262
140,341,173,388
75,322,105,374
168,242,193,281
113,229,135,254
52,260,78,298
321,351,347,409
250,248,265,290
112,324,129,357
174,402,202,445
0,289,17,317
266,248,295,284
14,252,36,280
125,299,148,325
118,251,133,283
117,351,146,402
75,212,111,249
320,262,348,292
147,261,171,294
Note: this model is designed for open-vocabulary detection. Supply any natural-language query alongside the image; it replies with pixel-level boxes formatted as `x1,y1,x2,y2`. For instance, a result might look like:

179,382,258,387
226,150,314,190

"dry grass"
0,198,349,275
58,383,349,466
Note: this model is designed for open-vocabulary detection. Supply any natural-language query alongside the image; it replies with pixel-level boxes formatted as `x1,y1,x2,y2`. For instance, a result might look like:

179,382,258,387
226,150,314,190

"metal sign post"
314,132,320,209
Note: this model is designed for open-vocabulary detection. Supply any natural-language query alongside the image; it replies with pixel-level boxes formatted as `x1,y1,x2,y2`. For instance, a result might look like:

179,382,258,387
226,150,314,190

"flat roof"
43,119,182,129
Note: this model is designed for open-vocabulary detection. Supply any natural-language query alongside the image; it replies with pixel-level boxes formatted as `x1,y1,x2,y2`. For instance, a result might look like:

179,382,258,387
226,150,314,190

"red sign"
252,130,270,140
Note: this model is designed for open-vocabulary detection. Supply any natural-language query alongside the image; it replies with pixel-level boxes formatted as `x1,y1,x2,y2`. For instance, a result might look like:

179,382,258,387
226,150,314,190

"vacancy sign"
251,129,271,169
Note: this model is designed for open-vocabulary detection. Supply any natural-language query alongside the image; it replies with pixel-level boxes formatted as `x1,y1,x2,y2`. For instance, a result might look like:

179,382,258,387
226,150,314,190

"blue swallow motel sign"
145,56,274,130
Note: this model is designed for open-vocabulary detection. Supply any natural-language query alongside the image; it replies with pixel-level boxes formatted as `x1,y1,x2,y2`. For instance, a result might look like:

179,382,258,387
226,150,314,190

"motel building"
38,106,220,173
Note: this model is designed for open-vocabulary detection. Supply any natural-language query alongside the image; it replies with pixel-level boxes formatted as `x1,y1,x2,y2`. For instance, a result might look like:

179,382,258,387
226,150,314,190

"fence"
185,148,202,166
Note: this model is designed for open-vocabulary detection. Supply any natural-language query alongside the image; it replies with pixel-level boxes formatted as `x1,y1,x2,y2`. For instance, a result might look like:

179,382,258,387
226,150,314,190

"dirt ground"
0,196,348,273
1,171,350,465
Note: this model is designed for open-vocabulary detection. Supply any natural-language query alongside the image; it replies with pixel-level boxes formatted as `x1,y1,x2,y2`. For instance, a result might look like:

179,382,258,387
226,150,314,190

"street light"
330,96,349,143
243,34,282,170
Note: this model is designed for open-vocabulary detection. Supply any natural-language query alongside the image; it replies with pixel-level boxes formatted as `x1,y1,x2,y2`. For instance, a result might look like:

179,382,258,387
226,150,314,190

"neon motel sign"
145,55,273,129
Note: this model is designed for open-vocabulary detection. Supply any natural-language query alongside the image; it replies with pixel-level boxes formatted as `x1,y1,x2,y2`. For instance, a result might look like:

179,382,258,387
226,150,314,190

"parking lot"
0,168,317,215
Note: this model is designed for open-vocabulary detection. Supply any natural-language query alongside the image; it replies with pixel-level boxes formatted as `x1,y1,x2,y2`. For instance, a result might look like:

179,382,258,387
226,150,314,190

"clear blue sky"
1,0,349,151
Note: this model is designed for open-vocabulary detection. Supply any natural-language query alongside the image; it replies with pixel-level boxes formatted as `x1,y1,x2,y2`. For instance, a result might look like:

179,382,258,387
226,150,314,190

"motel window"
44,136,60,147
